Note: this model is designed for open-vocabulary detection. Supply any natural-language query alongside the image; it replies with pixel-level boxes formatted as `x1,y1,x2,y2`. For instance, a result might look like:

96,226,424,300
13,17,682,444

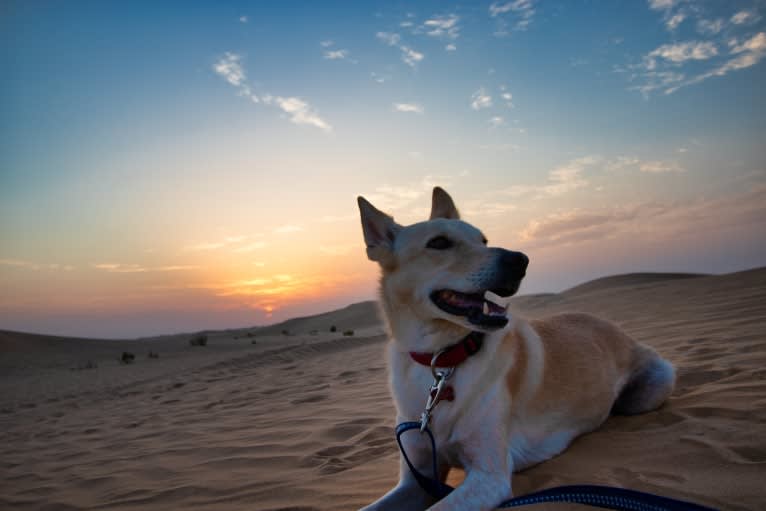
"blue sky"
1,1,765,338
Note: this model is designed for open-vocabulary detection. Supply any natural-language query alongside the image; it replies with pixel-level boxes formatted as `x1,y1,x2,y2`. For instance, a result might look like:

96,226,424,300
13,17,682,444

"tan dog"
357,187,675,511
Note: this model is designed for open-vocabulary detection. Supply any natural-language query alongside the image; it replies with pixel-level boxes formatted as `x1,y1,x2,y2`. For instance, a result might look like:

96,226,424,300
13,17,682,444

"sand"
2,268,765,510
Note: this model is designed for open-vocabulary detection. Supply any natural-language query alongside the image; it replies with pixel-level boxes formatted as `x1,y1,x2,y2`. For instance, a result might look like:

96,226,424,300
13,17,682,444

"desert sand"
2,268,765,510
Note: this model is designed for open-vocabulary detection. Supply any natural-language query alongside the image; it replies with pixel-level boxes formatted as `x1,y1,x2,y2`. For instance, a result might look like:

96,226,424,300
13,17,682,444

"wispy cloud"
0,259,75,271
499,156,598,199
421,14,460,40
320,40,356,63
625,3,766,96
393,102,424,114
471,88,493,110
239,16,248,23
213,52,255,99
274,224,303,234
665,32,766,94
696,18,725,36
401,46,424,67
489,116,506,127
376,31,424,68
489,0,536,35
518,185,766,249
731,10,760,25
213,53,332,131
93,263,199,273
665,12,686,30
499,85,514,107
647,41,718,66
233,241,268,253
262,95,332,132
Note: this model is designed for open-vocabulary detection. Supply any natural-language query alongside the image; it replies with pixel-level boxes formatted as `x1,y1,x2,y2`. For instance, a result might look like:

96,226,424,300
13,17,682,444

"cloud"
731,10,760,25
185,235,261,252
696,18,725,36
213,53,331,131
400,46,424,67
213,52,250,92
92,263,198,273
262,95,332,132
606,156,684,173
324,49,350,60
376,31,401,46
0,259,75,271
639,160,685,173
274,224,303,234
648,0,676,11
499,86,514,107
518,185,766,249
320,40,334,47
489,0,536,34
489,116,506,127
376,32,424,68
471,88,493,109
393,102,424,114
362,175,461,213
422,14,460,40
239,16,248,23
665,12,686,30
370,72,389,83
664,32,766,94
498,156,598,200
647,41,718,65
233,241,267,253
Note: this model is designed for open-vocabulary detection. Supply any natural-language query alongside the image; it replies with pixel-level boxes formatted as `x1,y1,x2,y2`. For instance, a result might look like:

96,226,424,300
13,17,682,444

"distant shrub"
148,351,159,359
343,330,354,336
246,332,255,338
189,333,208,346
330,325,337,333
251,339,257,345
281,329,289,336
120,352,135,364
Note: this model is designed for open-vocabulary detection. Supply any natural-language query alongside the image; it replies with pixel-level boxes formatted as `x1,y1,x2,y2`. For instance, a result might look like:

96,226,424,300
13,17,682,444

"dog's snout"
499,250,529,275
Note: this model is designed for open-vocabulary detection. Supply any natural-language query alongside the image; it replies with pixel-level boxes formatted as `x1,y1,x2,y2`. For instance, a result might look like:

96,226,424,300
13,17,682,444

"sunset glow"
2,1,765,337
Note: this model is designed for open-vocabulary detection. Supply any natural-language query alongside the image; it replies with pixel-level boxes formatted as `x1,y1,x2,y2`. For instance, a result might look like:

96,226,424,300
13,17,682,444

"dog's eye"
426,236,453,250
481,237,488,245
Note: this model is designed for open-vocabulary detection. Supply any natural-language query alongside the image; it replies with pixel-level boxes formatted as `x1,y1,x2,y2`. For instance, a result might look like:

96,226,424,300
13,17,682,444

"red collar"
409,332,484,368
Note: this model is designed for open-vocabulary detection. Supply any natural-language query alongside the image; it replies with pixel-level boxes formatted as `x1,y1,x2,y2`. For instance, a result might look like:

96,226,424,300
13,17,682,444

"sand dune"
1,269,765,510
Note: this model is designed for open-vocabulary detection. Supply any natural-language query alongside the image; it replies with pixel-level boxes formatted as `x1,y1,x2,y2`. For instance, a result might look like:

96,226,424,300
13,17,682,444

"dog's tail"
612,348,676,415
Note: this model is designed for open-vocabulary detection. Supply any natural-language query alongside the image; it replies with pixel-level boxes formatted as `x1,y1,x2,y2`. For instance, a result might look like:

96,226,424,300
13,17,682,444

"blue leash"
396,421,719,511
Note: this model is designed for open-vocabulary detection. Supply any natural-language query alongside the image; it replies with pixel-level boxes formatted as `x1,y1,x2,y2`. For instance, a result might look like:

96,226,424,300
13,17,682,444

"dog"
357,187,675,511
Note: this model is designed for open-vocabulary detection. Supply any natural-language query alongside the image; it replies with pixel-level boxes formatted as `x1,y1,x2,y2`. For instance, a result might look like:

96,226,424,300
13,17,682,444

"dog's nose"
499,250,529,274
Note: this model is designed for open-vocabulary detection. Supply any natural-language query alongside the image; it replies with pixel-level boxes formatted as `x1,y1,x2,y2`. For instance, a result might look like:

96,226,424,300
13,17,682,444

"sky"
1,0,765,338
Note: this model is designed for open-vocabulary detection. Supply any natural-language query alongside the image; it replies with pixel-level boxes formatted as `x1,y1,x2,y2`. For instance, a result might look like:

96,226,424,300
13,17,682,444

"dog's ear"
430,187,460,220
357,196,401,268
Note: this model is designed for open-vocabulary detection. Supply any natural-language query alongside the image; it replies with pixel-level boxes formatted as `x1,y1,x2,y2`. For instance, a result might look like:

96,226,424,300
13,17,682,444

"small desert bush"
189,333,208,346
343,330,354,336
148,351,159,359
120,352,135,364
330,325,337,332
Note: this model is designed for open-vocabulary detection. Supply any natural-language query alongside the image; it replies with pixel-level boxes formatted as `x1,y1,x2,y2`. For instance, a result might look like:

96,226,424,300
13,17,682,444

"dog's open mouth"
431,289,514,328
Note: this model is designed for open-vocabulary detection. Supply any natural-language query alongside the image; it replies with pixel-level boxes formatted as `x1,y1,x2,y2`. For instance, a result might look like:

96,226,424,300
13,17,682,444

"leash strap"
395,421,719,511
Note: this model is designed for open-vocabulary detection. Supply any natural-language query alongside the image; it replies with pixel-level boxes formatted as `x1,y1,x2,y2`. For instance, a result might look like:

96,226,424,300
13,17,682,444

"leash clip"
420,350,455,432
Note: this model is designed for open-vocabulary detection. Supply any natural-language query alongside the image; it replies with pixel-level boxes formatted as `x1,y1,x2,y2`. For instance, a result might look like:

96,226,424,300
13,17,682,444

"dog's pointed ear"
357,196,401,268
430,187,460,220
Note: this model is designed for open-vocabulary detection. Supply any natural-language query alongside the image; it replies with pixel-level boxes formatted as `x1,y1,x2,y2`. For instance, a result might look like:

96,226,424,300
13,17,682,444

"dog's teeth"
484,290,512,308
483,302,489,315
